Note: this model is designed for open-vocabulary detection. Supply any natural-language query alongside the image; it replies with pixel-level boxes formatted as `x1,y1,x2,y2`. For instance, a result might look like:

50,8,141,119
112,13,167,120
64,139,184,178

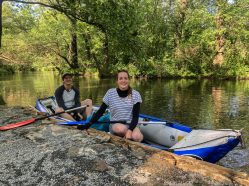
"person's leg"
111,123,128,137
81,99,93,117
55,107,75,121
131,127,143,142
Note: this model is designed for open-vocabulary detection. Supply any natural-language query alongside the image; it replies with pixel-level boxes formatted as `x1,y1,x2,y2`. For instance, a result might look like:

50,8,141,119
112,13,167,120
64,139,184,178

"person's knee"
82,99,92,106
132,130,143,142
55,107,64,113
132,135,143,142
112,125,127,136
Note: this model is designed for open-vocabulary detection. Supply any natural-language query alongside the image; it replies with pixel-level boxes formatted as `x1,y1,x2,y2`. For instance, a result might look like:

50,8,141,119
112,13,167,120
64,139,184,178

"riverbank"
0,106,249,185
1,67,249,80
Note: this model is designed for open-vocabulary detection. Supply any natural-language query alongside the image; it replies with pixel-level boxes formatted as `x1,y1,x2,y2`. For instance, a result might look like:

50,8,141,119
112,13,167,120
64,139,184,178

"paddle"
0,105,88,131
57,120,126,126
56,120,174,126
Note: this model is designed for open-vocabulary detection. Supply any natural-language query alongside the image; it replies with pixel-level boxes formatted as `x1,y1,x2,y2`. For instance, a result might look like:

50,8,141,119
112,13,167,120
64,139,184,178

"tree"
0,0,3,48
213,0,226,66
1,0,248,78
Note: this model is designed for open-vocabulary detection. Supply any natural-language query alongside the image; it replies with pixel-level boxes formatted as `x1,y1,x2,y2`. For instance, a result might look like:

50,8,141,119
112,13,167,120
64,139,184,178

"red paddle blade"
0,118,36,131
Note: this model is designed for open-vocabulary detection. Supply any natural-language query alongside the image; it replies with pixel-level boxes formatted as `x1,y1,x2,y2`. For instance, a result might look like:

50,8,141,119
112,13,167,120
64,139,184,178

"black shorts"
69,107,87,121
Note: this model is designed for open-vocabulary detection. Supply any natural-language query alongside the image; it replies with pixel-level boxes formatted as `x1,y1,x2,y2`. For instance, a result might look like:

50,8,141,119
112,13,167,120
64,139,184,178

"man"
55,73,92,121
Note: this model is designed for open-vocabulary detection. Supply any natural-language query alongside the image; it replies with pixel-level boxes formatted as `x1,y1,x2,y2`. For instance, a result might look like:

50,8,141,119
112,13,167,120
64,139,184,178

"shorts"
69,107,87,121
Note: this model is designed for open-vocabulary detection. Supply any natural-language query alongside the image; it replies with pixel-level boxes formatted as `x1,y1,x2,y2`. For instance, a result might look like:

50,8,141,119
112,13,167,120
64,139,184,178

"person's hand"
77,122,92,130
77,113,84,120
55,107,64,113
124,130,132,140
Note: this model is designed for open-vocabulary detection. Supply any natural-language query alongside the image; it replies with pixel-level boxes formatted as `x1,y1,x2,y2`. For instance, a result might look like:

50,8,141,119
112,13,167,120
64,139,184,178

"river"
0,71,248,173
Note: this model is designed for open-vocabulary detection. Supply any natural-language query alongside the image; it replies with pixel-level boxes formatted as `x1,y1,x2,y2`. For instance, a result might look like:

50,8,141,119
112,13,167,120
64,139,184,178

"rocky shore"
0,106,249,185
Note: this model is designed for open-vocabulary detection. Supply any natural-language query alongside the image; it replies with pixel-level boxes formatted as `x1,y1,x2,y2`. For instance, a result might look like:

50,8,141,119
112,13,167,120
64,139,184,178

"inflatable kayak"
35,96,243,163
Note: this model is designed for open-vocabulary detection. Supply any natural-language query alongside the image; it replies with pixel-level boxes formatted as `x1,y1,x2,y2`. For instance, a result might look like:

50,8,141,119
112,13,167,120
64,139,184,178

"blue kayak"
35,96,243,163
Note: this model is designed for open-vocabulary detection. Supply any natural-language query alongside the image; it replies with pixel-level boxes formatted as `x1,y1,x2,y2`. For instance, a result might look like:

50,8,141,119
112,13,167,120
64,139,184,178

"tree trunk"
83,33,91,60
98,33,110,78
69,30,78,69
0,0,2,48
173,0,187,60
66,0,80,73
213,12,225,66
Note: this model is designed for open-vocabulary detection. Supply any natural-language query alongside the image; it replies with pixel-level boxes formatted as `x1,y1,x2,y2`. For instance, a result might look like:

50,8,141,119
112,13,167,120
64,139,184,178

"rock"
0,106,249,185
92,159,109,172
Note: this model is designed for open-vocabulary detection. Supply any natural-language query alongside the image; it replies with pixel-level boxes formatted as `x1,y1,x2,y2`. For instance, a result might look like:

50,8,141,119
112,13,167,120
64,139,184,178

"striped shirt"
103,88,142,122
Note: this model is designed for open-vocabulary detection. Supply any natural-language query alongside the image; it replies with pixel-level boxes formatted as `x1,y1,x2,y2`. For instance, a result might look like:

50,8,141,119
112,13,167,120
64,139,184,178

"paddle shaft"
35,105,88,121
0,105,88,131
99,121,168,125
65,120,171,126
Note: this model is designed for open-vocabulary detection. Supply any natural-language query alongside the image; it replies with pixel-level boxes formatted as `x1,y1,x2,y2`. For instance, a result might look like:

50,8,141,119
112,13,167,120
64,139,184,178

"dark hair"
116,70,132,97
62,73,73,80
116,70,130,80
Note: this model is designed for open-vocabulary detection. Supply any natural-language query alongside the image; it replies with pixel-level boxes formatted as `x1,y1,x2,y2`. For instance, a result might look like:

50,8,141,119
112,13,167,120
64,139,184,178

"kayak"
35,96,72,122
138,114,243,163
35,96,243,163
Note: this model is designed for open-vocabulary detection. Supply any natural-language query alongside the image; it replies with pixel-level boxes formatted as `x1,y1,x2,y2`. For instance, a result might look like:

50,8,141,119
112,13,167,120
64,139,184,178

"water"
0,71,249,173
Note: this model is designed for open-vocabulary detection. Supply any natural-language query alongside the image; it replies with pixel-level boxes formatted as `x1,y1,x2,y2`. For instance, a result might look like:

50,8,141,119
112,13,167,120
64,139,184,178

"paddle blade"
0,118,36,131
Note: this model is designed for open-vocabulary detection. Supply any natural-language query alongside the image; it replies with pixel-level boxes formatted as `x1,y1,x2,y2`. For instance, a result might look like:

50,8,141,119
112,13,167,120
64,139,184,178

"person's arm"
77,102,108,130
90,102,108,123
128,102,140,131
55,86,66,110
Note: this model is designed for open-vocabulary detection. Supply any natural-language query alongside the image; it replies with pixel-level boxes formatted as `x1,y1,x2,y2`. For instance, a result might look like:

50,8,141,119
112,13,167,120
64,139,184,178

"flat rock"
0,106,249,185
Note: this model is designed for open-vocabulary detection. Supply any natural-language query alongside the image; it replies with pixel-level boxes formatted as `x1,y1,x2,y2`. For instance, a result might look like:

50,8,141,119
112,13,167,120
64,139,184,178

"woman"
79,70,143,142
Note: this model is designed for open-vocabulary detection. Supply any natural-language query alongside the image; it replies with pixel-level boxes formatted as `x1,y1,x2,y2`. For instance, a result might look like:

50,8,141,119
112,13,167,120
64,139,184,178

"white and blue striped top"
103,88,142,122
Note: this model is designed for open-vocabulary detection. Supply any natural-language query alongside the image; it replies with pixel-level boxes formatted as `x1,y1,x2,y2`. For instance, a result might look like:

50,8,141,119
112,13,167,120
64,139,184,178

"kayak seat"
46,105,55,114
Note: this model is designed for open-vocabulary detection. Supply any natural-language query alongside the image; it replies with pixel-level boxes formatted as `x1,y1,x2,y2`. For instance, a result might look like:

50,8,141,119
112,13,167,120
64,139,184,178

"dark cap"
62,73,73,80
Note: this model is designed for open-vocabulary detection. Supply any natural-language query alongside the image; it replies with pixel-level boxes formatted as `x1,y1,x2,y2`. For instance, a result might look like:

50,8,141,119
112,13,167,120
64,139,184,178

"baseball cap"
62,73,73,80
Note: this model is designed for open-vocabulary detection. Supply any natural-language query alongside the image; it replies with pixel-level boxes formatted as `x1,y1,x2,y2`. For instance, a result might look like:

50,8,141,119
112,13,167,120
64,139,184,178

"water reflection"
0,94,6,105
0,72,59,106
228,96,240,117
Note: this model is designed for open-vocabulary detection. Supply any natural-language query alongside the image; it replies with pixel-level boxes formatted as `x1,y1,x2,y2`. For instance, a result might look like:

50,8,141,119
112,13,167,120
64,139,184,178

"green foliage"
1,0,249,78
0,61,15,74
